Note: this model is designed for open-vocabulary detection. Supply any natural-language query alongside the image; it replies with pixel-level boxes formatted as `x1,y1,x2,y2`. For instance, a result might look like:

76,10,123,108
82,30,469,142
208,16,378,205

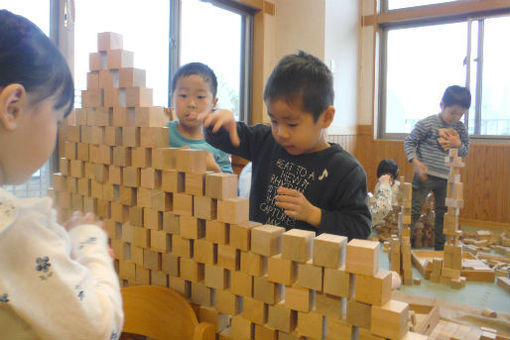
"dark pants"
410,174,447,250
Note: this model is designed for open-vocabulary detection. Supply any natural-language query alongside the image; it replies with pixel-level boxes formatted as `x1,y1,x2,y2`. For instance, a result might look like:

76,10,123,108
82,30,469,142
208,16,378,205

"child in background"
369,159,400,227
404,85,471,250
167,62,233,173
0,10,123,339
200,51,371,240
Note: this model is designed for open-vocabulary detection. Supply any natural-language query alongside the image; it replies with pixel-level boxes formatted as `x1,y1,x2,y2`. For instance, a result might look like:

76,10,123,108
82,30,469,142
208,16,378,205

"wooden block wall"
53,32,414,340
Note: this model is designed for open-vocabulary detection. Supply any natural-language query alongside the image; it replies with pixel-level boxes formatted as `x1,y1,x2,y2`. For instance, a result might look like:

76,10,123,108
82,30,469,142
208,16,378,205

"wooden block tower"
52,32,416,339
389,178,413,285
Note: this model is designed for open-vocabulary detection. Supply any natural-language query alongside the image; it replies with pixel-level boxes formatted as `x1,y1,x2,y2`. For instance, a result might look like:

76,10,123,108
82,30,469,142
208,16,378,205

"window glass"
387,0,458,11
480,16,510,135
74,0,170,107
180,0,242,120
384,22,467,133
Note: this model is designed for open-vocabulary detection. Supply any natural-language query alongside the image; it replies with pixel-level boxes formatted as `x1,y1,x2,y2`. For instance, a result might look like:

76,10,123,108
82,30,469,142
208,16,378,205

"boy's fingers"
228,124,240,146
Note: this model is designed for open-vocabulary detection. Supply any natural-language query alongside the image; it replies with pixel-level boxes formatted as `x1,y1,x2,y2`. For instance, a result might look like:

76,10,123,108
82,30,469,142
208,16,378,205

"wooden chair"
121,285,215,340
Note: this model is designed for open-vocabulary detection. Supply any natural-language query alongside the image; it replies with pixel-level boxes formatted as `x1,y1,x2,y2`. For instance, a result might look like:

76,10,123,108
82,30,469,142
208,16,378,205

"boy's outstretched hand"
275,186,322,228
198,109,240,147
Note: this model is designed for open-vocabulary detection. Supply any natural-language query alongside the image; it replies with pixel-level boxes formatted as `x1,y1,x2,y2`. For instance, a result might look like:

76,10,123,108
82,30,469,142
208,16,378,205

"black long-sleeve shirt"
205,123,371,240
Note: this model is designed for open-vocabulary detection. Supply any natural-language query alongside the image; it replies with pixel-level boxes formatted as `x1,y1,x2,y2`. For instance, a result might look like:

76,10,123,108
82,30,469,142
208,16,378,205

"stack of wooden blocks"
389,178,414,286
51,32,427,340
430,148,466,289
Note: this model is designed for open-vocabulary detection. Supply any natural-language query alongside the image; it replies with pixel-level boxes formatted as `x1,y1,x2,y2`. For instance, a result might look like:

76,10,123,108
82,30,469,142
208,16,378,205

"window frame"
374,0,510,141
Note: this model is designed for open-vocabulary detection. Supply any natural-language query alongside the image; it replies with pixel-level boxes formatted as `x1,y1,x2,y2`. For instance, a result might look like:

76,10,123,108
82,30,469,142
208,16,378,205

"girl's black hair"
0,10,74,116
377,159,399,180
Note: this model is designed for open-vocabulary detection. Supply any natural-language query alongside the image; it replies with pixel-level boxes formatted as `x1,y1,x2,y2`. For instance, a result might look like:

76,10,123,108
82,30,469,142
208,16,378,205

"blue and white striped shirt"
404,114,469,179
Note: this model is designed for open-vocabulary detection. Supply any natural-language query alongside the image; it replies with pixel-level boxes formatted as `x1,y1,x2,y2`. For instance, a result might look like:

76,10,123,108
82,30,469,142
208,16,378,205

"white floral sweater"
0,188,123,339
369,180,400,227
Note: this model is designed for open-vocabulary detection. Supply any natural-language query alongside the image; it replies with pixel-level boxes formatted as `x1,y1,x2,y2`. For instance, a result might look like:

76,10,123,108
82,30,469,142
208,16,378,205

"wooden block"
122,167,140,188
230,221,261,251
150,229,170,252
205,220,228,244
98,69,117,89
169,276,190,298
98,32,123,51
355,270,392,306
370,300,409,340
152,189,172,212
70,160,84,178
176,148,207,174
121,221,135,242
140,127,169,148
161,169,185,193
315,293,346,319
173,192,193,216
107,49,133,69
497,276,510,293
59,158,69,176
231,270,253,297
118,260,135,281
267,303,296,334
251,225,285,257
52,173,66,192
194,239,217,265
64,141,77,160
153,148,178,170
253,276,282,305
205,173,238,199
125,87,152,107
282,229,315,263
162,212,180,234
180,257,204,282
185,172,206,196
111,202,129,223
346,299,371,329
217,244,239,270
81,89,102,107
345,239,380,276
284,285,313,312
133,226,150,248
90,126,105,145
105,126,122,146
180,215,205,239
358,327,385,340
134,106,168,127
130,245,144,266
112,107,135,126
194,196,217,220
122,127,140,147
119,186,136,207
171,235,192,258
326,318,353,340
198,306,230,332
134,264,150,285
324,266,354,298
143,248,161,270
71,193,83,211
131,147,151,168
64,125,81,142
151,270,168,288
112,146,131,167
444,244,462,270
217,197,249,224
242,296,267,325
296,260,323,291
190,282,213,306
119,67,146,87
313,233,347,269
204,264,230,290
215,288,242,315
254,324,277,340
87,71,99,89
267,254,297,285
161,252,179,276
231,314,253,340
240,251,267,277
140,168,161,189
297,311,324,339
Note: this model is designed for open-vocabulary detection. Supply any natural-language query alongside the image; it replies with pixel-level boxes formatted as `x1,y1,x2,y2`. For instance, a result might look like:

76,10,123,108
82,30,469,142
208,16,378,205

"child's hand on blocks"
275,186,322,227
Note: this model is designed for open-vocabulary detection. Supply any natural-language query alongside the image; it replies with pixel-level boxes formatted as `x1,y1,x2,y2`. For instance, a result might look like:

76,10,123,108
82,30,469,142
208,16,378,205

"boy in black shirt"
199,51,371,239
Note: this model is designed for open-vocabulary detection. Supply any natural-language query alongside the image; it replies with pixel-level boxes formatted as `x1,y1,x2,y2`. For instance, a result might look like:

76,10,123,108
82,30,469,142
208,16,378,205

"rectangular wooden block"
323,266,354,298
171,235,192,258
140,168,161,189
217,197,249,224
204,264,230,290
190,282,213,306
113,146,131,167
119,67,146,87
112,107,135,126
282,229,315,263
105,126,122,146
205,220,228,244
230,221,261,251
194,239,217,265
355,270,392,306
315,293,346,319
133,226,150,248
296,260,323,291
215,288,242,315
267,303,296,334
242,296,268,325
345,239,380,276
251,225,285,257
140,127,169,148
135,106,168,127
267,254,296,286
179,215,205,239
231,314,253,340
161,252,179,276
176,148,207,174
194,196,217,220
297,311,324,339
150,229,170,252
205,173,238,199
326,317,353,340
143,248,161,270
161,169,184,193
180,257,204,282
131,147,151,168
107,49,134,69
313,233,347,269
173,192,193,216
122,167,140,188
198,306,230,332
284,285,313,313
370,300,409,340
217,244,239,270
81,89,102,107
185,172,207,196
253,276,282,305
240,251,267,277
162,211,180,234
346,299,371,329
87,71,99,89
125,87,152,107
98,32,123,51
152,189,172,212
153,148,178,170
231,270,253,298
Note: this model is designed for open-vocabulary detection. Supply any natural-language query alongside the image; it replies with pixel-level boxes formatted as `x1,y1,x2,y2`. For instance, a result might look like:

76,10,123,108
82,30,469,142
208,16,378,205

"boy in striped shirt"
404,85,471,250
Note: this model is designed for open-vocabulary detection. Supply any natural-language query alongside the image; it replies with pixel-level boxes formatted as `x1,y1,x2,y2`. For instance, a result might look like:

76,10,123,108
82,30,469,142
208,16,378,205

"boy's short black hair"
171,62,218,98
0,10,74,117
377,159,399,180
263,50,334,121
442,85,471,109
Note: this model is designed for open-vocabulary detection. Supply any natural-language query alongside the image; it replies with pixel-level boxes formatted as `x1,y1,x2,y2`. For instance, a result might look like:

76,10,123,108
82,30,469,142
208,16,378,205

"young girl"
0,10,123,339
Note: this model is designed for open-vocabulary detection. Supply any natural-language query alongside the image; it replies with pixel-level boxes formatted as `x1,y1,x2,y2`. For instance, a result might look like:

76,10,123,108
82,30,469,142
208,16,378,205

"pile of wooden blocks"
389,179,414,285
49,32,431,340
429,149,466,289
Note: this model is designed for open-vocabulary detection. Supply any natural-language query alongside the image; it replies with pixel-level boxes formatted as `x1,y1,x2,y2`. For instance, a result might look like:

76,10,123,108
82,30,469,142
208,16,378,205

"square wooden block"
205,220,228,244
153,148,178,170
326,318,353,340
204,264,230,290
119,67,146,87
253,276,282,305
185,172,207,196
107,49,134,69
205,173,238,200
131,147,152,168
240,251,267,277
217,244,239,271
180,257,204,282
194,196,217,220
267,303,296,334
113,146,131,167
179,215,205,240
371,300,409,340
190,282,213,307
315,293,346,319
217,197,249,224
313,233,347,269
284,286,313,313
297,311,324,339
98,32,123,51
173,192,193,216
161,252,179,276
215,289,242,315
231,270,253,298
345,239,380,276
176,148,207,174
134,106,168,127
296,260,323,291
242,296,267,325
323,266,354,298
161,169,184,193
140,127,169,148
267,254,296,286
89,52,104,71
151,187,171,211
162,212,180,234
251,225,285,257
346,299,371,329
230,221,261,251
282,229,315,263
150,229,170,253
171,235,192,258
355,270,392,306
194,239,217,265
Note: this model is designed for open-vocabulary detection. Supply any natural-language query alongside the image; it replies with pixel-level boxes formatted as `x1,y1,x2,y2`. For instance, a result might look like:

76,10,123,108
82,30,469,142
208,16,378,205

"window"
379,7,510,138
3,0,52,197
176,0,253,122
385,0,458,11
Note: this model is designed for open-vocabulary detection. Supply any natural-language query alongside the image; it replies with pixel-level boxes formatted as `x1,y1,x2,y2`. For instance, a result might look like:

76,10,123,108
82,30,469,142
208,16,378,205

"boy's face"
440,103,467,125
266,98,333,155
172,75,217,129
